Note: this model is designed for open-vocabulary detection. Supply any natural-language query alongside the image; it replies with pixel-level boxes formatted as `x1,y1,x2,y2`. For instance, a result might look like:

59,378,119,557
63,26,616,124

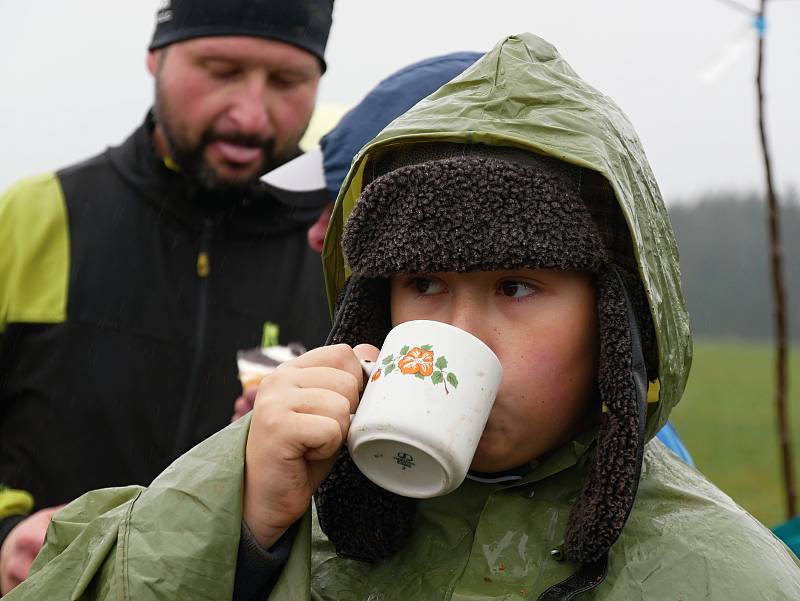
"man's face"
390,268,598,473
147,36,321,192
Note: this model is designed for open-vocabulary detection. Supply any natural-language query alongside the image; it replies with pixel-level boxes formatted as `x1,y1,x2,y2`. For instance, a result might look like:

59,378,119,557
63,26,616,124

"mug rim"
389,319,501,368
348,429,460,498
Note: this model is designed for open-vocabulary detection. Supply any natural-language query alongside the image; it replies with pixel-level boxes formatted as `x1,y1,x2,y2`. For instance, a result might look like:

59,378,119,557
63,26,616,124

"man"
230,51,485,426
0,0,334,594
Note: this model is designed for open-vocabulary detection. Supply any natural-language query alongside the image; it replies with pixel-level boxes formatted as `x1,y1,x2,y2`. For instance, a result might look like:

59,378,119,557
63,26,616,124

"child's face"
390,269,598,472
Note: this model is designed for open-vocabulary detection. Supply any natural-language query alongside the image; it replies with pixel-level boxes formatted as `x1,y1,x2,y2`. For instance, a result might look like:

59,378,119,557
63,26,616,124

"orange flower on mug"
398,347,435,376
373,344,458,394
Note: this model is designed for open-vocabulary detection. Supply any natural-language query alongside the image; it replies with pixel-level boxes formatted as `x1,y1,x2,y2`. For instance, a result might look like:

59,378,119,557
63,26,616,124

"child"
8,34,799,601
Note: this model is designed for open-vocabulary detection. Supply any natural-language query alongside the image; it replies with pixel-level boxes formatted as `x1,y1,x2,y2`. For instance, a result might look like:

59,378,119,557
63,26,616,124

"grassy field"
669,339,800,528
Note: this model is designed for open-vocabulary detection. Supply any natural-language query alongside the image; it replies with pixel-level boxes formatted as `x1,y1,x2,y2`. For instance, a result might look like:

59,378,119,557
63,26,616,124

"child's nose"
447,306,495,353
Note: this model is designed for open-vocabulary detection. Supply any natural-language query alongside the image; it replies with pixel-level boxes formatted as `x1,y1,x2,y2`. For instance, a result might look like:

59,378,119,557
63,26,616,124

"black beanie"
148,0,334,71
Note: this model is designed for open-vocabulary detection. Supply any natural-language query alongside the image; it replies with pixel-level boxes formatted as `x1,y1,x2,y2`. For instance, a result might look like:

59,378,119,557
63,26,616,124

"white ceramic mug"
347,320,503,498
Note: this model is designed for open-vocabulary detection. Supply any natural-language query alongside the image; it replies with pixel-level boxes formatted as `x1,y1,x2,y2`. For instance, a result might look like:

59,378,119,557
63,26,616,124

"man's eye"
498,280,536,298
205,62,241,80
270,74,302,89
214,69,240,80
412,277,444,295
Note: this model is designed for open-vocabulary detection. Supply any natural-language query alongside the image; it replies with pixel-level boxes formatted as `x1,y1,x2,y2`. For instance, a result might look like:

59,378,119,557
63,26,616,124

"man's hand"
0,506,63,595
242,343,378,549
232,386,258,422
307,202,334,253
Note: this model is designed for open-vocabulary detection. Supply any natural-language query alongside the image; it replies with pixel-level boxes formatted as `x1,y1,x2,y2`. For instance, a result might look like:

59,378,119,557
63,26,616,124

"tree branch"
756,0,796,519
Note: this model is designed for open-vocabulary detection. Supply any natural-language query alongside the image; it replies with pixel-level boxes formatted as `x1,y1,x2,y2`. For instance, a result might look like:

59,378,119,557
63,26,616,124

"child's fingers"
259,364,361,413
353,343,380,363
282,387,353,440
294,366,360,409
279,344,364,389
283,411,344,462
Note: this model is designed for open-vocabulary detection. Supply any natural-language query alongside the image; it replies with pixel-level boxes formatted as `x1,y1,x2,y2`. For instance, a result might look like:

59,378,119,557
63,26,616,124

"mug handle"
360,358,377,380
351,359,379,424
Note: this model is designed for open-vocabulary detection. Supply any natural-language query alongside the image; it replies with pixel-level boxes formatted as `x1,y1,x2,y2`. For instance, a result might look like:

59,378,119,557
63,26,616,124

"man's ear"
146,50,159,76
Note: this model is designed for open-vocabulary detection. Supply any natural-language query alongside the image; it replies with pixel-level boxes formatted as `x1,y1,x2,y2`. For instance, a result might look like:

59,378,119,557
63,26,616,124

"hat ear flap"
564,269,648,563
315,447,417,560
324,276,392,348
316,276,417,560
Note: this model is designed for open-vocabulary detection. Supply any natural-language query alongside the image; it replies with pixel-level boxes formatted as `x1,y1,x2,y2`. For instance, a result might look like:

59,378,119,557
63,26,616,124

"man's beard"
165,125,278,194
154,92,287,196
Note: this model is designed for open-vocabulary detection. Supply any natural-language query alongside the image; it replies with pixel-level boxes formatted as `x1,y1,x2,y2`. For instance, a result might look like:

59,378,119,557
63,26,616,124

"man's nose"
228,80,273,137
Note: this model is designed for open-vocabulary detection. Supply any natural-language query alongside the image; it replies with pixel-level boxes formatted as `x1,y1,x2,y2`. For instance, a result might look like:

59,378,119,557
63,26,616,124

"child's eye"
498,280,536,299
410,276,445,296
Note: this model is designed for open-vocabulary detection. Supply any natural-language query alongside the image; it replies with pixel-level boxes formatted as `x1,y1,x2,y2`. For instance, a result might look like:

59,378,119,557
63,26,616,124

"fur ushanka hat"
315,143,657,572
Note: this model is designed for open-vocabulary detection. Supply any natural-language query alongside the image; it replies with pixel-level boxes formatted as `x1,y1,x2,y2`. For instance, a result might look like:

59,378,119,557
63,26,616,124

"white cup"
347,320,502,498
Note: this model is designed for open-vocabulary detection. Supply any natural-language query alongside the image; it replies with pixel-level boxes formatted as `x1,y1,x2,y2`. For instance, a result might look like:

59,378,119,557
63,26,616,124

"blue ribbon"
754,14,767,38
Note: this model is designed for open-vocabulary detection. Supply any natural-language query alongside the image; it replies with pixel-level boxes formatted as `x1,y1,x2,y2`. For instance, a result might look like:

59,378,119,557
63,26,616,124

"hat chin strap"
563,268,649,564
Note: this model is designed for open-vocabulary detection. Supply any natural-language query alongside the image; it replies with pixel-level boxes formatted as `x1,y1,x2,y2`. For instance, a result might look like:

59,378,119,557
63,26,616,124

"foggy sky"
2,0,798,202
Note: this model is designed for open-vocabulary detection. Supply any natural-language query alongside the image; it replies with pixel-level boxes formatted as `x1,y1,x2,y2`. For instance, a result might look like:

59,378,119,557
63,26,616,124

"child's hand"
242,343,378,549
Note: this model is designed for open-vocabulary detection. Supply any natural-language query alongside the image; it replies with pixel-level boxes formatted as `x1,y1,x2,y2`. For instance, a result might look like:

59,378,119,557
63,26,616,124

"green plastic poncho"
7,33,800,601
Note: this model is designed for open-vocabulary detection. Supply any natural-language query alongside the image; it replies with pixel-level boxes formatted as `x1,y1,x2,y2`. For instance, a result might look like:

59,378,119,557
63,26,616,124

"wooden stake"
756,0,796,518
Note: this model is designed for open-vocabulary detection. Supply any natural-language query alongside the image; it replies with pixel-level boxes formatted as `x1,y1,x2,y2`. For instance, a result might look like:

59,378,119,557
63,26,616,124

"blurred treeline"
667,190,800,342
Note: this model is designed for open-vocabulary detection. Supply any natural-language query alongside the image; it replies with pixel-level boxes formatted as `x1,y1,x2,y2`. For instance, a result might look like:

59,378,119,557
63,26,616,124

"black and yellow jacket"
0,116,331,544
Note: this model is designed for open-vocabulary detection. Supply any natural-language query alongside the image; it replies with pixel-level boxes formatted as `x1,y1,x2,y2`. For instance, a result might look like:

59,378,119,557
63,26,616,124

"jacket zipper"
172,217,214,459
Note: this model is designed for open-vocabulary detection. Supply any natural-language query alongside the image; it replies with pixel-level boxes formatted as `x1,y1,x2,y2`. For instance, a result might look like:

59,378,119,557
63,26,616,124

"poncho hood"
322,33,692,438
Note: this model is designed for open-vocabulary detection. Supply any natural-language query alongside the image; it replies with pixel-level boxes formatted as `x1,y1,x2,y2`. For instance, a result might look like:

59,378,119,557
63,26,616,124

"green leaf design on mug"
420,344,433,351
447,372,459,388
384,363,396,375
382,354,394,365
400,345,410,356
431,371,444,385
435,356,448,370
415,372,426,380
